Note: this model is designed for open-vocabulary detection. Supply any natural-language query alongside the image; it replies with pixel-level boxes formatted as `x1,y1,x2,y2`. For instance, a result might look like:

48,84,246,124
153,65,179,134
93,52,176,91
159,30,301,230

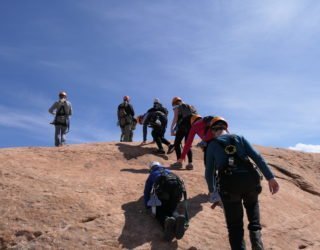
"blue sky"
1,0,320,152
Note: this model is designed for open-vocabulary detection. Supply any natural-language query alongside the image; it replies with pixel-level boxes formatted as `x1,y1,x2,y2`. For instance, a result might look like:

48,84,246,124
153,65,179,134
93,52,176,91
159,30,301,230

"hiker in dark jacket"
147,98,169,116
168,97,197,170
138,111,172,154
144,161,187,241
205,116,280,250
48,91,72,147
117,96,135,142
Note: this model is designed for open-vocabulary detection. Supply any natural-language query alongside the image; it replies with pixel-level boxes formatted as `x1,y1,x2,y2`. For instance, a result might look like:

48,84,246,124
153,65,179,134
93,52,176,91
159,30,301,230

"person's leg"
243,192,264,250
152,130,164,151
221,194,246,250
174,129,184,160
54,125,61,146
123,124,131,142
61,126,67,145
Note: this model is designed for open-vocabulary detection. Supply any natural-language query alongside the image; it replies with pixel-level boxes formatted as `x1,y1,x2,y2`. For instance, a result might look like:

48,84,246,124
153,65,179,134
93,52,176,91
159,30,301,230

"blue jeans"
55,125,67,146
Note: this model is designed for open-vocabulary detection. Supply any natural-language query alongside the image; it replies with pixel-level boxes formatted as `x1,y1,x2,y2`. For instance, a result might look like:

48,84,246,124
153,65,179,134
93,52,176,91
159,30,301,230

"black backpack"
54,103,69,127
148,111,167,129
153,169,185,202
214,135,263,196
118,103,132,127
179,103,197,118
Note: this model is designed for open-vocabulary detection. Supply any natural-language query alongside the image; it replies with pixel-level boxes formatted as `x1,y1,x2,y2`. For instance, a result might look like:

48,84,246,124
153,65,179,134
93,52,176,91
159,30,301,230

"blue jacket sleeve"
143,175,154,207
241,136,274,180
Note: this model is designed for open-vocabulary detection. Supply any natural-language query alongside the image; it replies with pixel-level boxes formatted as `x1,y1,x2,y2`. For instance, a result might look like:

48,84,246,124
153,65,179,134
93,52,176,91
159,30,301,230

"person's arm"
205,142,216,193
242,136,274,180
48,102,58,115
129,104,135,117
180,126,197,161
142,113,150,142
242,136,280,194
170,108,179,136
143,175,153,207
68,102,73,116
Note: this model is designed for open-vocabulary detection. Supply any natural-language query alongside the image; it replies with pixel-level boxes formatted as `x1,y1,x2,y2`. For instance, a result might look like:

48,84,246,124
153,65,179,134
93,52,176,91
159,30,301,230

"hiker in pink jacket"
178,116,216,165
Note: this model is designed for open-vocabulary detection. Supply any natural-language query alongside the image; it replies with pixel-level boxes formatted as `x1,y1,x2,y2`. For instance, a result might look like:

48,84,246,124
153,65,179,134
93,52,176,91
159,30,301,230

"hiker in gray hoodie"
48,91,72,147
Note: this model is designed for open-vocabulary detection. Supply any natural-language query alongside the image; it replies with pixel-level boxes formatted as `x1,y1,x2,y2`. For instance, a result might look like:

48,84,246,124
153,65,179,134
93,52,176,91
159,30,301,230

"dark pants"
152,129,170,150
219,171,262,250
54,125,68,146
173,123,192,163
155,197,179,227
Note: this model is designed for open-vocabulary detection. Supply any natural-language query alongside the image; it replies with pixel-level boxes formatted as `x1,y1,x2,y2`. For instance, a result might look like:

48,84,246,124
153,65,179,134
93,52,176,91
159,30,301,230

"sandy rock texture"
0,142,319,249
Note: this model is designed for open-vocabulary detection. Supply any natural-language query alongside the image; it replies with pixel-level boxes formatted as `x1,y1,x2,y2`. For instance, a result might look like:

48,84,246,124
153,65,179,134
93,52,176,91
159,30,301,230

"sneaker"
167,144,175,154
175,215,185,239
164,217,176,241
170,161,182,169
185,163,193,170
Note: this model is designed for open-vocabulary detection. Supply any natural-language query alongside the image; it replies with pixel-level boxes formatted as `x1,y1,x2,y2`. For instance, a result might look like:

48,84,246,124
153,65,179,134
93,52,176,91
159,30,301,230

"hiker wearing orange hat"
48,91,73,147
205,116,279,250
117,95,135,142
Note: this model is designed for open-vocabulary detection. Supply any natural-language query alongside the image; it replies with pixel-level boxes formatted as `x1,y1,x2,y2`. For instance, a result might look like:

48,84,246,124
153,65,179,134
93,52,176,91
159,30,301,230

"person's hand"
268,178,279,194
171,131,176,136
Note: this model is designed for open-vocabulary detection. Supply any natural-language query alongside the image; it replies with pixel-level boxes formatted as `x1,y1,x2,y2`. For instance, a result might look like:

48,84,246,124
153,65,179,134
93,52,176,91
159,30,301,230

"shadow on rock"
118,194,207,250
116,143,169,161
120,168,149,174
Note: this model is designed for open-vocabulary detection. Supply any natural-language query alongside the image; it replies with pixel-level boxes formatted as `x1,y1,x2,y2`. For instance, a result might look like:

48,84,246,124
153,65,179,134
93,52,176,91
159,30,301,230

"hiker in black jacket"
138,111,172,154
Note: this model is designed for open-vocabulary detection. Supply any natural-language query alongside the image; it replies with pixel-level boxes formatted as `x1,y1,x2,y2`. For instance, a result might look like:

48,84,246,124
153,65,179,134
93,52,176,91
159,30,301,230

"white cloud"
289,143,320,153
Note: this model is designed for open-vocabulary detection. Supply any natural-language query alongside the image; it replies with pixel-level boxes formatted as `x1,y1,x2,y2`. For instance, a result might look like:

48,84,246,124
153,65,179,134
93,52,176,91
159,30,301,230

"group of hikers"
48,92,280,249
117,95,280,249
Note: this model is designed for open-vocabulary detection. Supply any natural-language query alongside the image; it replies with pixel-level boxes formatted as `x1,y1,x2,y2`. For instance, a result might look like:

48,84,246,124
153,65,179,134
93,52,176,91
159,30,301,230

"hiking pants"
55,125,67,146
121,124,133,142
156,199,179,227
152,129,170,150
219,172,262,250
173,126,192,163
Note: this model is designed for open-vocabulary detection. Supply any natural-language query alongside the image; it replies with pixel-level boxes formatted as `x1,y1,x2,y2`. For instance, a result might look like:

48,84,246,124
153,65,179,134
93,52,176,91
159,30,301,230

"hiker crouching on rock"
137,111,173,154
205,116,279,250
144,161,188,241
48,91,72,147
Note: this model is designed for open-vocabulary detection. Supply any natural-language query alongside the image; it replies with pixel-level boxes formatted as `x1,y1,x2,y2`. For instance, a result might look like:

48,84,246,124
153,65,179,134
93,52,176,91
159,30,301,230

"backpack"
215,135,263,194
178,103,197,121
148,111,167,129
152,168,190,228
153,169,185,203
153,103,168,116
118,103,132,127
54,103,68,126
202,115,214,135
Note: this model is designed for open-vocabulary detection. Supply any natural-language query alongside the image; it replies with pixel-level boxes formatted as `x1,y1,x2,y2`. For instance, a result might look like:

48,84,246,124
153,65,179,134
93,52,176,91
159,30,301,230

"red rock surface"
0,142,319,249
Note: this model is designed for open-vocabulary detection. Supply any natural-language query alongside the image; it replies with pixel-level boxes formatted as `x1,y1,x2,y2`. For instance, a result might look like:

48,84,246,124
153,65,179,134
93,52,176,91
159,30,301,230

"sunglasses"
211,126,225,132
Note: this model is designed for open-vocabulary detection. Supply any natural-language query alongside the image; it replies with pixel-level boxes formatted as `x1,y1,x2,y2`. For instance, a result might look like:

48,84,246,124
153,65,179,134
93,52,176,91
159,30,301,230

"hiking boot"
185,163,194,170
164,217,176,241
170,161,182,169
175,215,185,239
155,149,166,154
167,144,175,154
250,230,264,250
